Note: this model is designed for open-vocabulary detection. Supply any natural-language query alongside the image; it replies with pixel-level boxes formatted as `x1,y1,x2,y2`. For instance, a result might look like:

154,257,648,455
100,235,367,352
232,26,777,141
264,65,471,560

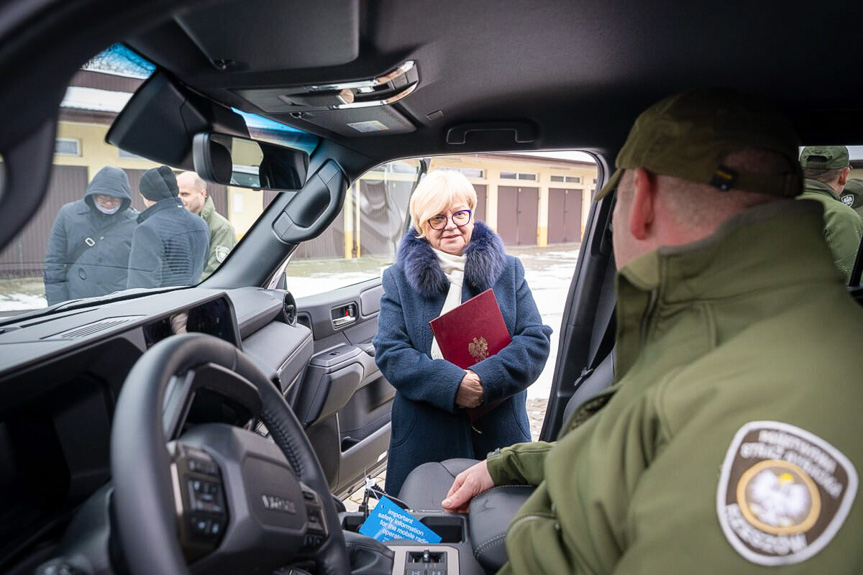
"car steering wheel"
110,333,350,574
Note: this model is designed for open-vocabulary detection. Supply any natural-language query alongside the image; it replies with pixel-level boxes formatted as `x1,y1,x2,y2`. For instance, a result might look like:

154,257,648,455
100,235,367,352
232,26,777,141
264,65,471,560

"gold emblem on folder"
469,337,489,362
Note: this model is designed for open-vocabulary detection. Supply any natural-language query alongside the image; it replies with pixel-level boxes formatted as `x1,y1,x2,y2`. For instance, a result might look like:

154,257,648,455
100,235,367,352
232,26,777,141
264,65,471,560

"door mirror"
193,132,309,191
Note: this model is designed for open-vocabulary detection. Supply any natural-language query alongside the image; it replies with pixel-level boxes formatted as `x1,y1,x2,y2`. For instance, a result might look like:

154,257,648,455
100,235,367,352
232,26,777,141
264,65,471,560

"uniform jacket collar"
615,200,840,377
803,179,841,200
200,195,216,225
396,220,507,298
137,197,183,223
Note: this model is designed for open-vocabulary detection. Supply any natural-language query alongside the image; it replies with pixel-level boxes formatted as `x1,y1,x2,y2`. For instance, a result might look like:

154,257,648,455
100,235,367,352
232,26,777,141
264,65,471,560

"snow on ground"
512,247,579,399
0,292,46,312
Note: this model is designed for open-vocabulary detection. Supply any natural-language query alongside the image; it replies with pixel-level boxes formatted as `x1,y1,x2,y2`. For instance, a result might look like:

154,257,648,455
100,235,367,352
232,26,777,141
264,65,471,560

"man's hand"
455,369,484,408
441,460,493,513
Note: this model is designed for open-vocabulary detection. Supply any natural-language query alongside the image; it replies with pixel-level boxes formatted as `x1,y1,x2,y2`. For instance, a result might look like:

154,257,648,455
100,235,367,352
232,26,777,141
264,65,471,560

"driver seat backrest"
396,347,617,511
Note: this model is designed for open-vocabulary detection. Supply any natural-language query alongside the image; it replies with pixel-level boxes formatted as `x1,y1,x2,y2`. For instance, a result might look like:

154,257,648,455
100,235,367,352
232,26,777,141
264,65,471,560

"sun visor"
176,0,359,72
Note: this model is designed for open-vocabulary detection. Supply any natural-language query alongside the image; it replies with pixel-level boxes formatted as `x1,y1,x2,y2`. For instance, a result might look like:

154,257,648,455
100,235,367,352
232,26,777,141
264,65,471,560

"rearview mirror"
192,133,309,191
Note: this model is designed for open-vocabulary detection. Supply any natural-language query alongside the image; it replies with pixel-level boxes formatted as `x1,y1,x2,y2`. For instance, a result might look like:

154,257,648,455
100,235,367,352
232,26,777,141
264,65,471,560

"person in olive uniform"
43,166,138,305
798,146,863,280
442,89,863,574
839,178,863,220
176,171,237,280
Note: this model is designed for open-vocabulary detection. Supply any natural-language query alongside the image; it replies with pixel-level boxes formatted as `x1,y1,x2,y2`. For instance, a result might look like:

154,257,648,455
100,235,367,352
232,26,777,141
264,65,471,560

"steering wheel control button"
183,445,221,477
171,442,230,560
191,515,212,537
188,478,225,513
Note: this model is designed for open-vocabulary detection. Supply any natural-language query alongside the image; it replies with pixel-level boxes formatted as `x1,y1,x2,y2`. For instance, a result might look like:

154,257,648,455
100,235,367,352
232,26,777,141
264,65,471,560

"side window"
798,146,863,285
286,159,422,297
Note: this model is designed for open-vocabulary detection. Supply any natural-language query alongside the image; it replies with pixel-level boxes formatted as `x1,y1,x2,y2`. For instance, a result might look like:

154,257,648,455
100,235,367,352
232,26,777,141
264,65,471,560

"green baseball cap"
596,88,803,199
840,178,863,209
799,146,850,170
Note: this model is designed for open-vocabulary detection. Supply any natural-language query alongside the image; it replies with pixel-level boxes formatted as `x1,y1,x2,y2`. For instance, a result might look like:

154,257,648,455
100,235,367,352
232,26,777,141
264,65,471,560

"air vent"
43,316,141,340
282,292,297,326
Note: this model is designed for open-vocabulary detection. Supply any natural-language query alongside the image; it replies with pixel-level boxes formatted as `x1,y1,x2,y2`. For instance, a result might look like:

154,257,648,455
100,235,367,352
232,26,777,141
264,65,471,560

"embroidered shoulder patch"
840,193,855,207
717,421,858,566
215,245,230,263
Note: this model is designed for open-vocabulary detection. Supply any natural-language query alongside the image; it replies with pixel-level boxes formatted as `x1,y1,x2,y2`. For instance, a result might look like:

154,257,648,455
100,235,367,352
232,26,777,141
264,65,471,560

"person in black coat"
373,170,552,495
127,166,209,289
44,166,138,305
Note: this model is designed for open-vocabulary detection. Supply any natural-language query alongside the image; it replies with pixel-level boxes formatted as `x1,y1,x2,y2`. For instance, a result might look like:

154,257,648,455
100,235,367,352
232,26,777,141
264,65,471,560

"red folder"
429,289,511,421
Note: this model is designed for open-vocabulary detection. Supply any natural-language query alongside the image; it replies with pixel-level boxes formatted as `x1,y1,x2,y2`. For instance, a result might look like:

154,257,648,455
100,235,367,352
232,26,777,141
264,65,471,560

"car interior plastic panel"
272,160,346,244
341,512,486,575
241,321,314,393
290,343,393,491
106,72,248,170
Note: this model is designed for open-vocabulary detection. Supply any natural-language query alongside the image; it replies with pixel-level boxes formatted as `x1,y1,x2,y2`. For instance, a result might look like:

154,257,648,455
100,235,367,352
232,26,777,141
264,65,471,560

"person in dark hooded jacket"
127,166,209,289
44,166,138,305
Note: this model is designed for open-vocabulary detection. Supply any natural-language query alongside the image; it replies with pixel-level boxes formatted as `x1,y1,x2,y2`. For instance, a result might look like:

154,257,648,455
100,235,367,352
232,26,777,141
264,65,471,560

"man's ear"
629,167,657,240
839,167,851,186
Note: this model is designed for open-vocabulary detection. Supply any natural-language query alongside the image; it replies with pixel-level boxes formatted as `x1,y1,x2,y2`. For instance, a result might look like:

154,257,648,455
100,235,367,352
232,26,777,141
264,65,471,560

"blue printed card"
358,496,442,544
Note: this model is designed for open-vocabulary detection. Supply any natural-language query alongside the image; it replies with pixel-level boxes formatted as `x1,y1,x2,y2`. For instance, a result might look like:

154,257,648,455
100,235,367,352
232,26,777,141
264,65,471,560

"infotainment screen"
142,296,238,348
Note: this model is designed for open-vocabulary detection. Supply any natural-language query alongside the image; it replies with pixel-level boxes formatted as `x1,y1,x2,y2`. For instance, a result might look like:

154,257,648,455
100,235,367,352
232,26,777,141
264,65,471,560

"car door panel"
293,278,394,495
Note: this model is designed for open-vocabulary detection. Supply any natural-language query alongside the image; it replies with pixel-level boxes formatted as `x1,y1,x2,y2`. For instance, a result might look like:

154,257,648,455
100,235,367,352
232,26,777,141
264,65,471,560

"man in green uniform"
839,178,863,220
177,171,238,279
798,146,863,280
442,89,863,573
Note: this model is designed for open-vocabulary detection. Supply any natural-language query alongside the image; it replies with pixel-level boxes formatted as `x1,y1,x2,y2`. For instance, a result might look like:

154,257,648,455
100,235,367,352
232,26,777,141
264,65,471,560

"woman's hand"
456,369,484,408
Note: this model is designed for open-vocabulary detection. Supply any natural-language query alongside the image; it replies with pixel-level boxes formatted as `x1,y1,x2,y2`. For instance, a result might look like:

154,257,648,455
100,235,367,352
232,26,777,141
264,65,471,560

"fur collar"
396,221,507,298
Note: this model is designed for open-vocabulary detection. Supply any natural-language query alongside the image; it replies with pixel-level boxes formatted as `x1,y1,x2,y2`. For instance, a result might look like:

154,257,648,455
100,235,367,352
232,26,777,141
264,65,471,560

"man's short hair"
803,167,845,184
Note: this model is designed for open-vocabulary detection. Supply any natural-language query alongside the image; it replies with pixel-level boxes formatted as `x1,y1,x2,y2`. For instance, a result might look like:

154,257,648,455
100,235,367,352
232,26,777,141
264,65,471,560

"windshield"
0,45,317,318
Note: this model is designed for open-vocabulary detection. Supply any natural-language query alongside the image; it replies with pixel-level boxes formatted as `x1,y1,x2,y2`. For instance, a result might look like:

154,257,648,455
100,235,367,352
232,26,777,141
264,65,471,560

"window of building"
550,174,581,184
501,171,537,181
457,167,484,179
55,138,81,156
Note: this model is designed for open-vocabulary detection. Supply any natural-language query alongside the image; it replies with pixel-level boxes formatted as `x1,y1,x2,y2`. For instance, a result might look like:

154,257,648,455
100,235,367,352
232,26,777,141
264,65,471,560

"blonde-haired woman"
373,170,551,495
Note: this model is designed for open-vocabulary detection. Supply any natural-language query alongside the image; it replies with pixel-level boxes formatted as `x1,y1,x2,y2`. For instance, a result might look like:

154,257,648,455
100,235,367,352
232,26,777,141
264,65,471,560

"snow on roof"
60,87,132,113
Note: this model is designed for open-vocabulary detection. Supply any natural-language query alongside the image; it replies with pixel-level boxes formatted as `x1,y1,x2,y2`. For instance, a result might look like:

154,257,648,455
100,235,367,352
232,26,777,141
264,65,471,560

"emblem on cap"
841,194,855,207
717,421,857,566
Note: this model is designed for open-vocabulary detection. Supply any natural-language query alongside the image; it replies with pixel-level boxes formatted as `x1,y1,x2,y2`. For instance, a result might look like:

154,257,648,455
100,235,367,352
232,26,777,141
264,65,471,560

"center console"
341,511,487,575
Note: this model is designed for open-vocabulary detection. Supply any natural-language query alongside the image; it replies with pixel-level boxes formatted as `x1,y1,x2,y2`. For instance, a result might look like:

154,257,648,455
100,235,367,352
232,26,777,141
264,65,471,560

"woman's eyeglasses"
428,209,472,230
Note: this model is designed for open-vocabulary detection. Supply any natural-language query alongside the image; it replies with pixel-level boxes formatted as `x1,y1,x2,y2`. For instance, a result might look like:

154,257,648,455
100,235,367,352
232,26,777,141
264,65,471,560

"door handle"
331,303,358,329
332,315,356,328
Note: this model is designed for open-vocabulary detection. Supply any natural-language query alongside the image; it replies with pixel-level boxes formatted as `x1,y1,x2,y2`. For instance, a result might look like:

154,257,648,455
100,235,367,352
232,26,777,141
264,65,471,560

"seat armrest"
468,485,535,571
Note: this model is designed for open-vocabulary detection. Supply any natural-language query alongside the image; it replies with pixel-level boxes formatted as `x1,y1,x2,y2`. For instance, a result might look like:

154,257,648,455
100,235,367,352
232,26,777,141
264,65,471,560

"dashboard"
0,286,313,569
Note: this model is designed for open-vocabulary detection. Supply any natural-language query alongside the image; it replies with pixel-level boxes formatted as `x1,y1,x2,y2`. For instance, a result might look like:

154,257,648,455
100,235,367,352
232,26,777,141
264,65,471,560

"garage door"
497,185,538,246
473,184,487,223
547,187,583,244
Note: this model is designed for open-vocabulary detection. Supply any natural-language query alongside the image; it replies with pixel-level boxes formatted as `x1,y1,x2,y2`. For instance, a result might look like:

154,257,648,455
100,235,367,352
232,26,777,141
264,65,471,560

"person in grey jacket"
127,166,209,289
44,166,138,305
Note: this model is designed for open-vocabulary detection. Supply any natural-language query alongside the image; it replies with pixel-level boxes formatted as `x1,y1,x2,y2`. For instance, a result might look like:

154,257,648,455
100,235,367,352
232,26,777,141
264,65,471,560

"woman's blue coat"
373,222,552,495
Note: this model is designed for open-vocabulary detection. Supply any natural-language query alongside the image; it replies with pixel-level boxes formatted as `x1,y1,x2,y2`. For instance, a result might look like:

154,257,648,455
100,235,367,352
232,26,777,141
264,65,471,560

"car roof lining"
119,0,863,167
